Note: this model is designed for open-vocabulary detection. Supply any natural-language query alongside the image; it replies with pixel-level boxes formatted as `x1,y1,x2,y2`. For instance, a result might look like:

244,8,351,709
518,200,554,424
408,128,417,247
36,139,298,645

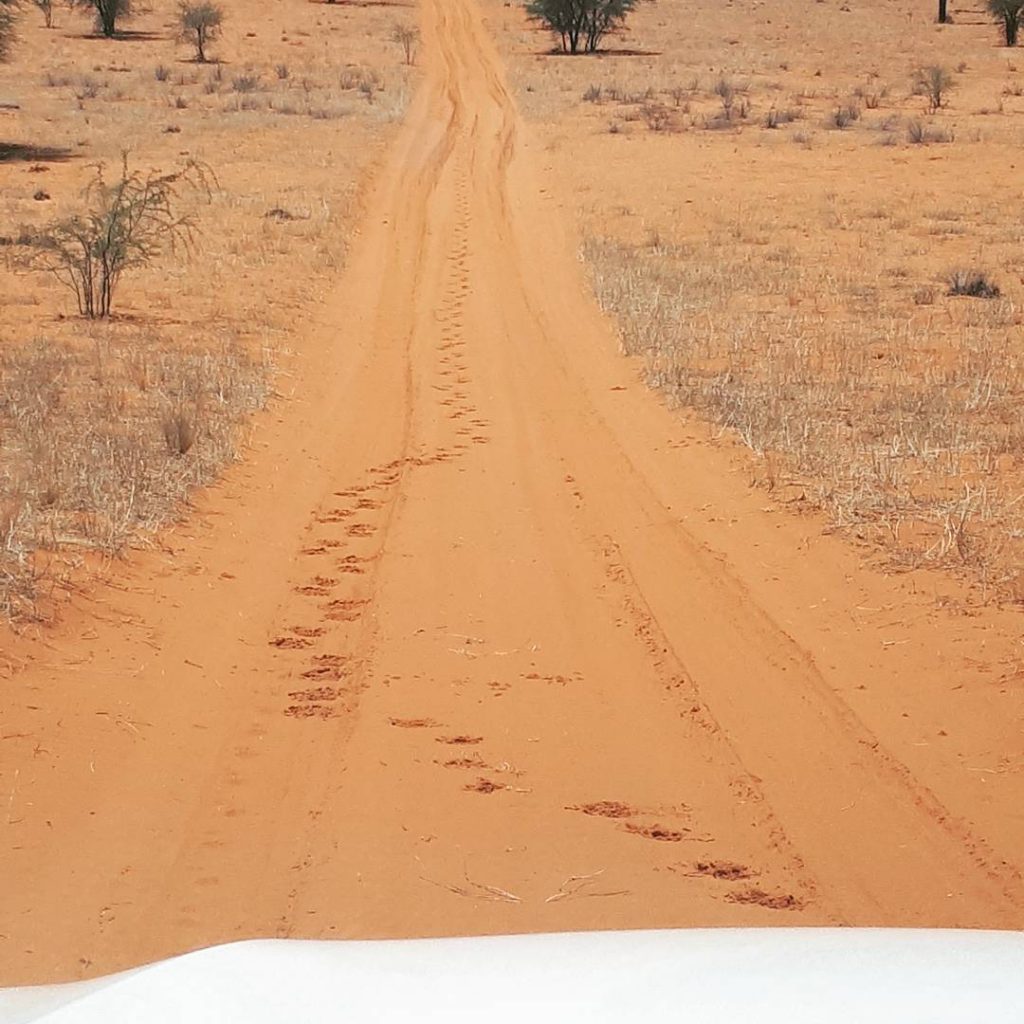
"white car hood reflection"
1,928,1022,1023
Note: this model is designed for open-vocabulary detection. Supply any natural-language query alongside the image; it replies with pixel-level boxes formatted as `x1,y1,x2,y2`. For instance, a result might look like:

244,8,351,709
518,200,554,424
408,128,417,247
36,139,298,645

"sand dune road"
3,0,1024,985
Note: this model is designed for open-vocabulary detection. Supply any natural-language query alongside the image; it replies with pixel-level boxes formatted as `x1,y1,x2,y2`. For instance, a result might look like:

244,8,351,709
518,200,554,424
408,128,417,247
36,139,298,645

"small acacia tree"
178,0,223,63
33,0,53,28
391,23,418,65
68,0,131,38
913,64,954,112
31,155,214,318
526,0,646,54
987,0,1019,43
0,0,17,60
988,0,1024,44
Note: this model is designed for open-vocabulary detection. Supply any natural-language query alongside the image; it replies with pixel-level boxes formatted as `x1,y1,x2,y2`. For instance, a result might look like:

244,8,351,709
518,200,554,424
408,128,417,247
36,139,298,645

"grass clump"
947,269,1000,298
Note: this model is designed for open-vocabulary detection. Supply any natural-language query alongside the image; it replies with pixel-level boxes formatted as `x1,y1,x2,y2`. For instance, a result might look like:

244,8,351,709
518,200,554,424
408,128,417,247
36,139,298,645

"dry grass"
0,330,269,618
584,234,1024,601
487,0,1024,604
0,0,416,618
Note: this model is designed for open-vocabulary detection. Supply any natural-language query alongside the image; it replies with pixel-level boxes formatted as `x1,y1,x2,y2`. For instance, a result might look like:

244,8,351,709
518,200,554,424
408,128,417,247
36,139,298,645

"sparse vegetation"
711,75,750,121
913,64,955,113
178,0,224,64
763,106,799,128
907,118,954,144
713,74,734,117
391,23,419,65
29,156,214,319
526,0,648,54
339,66,381,92
231,70,259,92
828,103,860,128
507,3,1024,602
641,100,671,131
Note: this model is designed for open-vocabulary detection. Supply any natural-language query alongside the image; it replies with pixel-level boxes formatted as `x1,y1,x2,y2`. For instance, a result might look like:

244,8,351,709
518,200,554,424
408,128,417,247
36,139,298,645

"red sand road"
3,0,1024,984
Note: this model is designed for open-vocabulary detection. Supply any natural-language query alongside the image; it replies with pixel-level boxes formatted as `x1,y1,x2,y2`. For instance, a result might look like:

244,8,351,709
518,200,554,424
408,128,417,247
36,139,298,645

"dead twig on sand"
95,711,149,737
6,768,20,825
545,869,630,903
421,870,522,904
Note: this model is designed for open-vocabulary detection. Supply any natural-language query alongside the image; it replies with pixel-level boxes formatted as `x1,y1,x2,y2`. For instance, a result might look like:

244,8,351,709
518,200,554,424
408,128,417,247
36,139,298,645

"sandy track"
3,0,1023,984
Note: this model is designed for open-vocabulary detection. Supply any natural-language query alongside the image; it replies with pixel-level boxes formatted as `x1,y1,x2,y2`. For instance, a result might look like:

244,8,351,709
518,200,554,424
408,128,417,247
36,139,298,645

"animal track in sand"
269,636,313,650
524,671,582,686
623,823,688,842
323,598,368,622
283,704,337,721
464,777,503,794
569,801,636,819
288,686,344,703
333,554,373,575
301,655,347,681
436,756,487,770
725,888,804,911
316,509,355,523
688,860,754,881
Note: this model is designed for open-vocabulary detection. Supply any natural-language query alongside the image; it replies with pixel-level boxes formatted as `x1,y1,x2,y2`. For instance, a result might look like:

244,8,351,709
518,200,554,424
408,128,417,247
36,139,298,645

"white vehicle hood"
0,928,1022,1023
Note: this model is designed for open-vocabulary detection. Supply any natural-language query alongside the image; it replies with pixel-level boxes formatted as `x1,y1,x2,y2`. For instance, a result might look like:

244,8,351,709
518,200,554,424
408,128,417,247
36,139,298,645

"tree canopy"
526,0,646,54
